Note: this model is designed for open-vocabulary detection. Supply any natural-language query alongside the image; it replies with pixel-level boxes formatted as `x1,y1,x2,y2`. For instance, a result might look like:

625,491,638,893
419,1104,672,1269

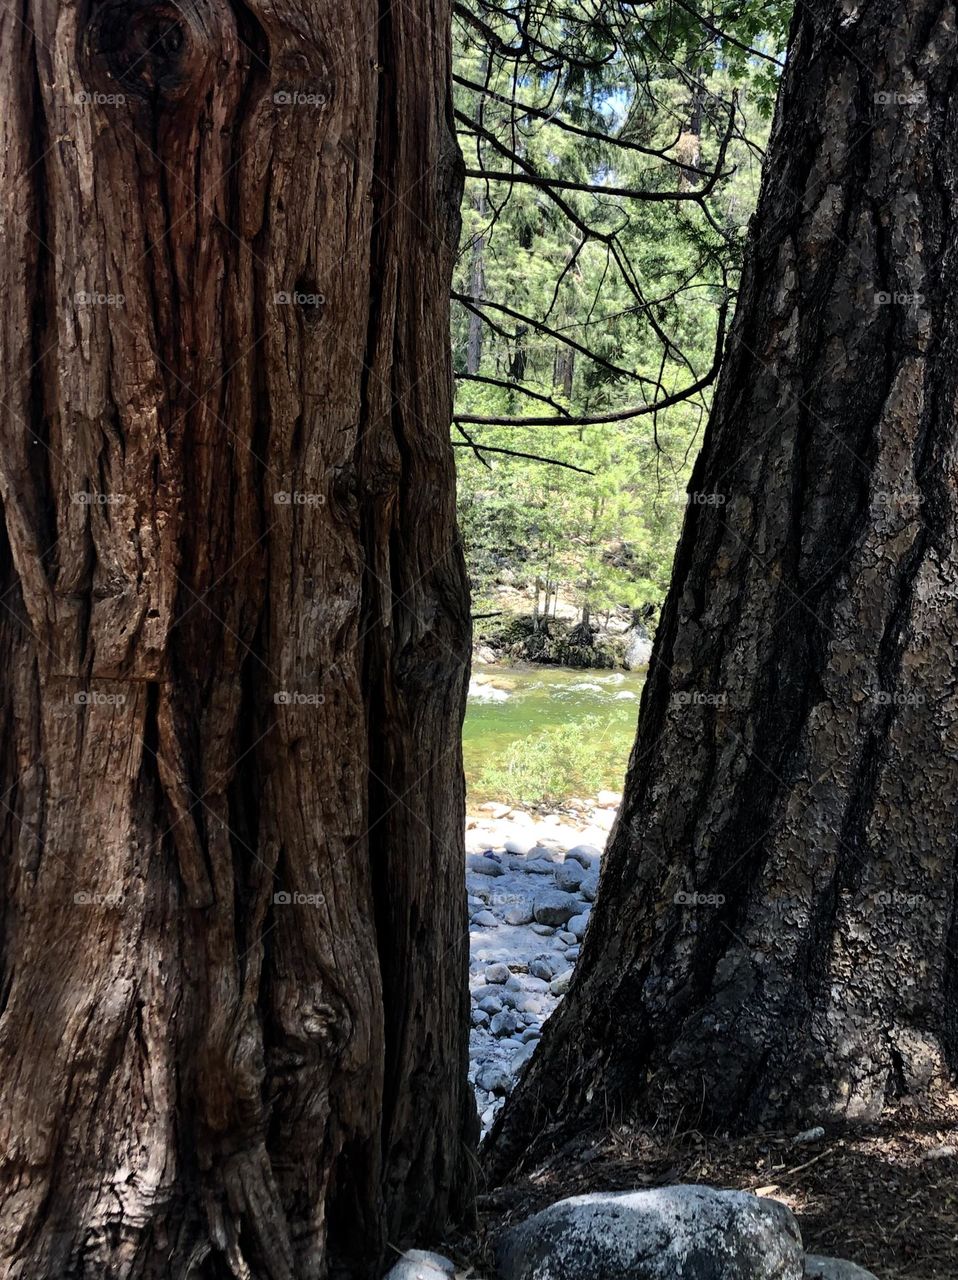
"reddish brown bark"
0,1,473,1276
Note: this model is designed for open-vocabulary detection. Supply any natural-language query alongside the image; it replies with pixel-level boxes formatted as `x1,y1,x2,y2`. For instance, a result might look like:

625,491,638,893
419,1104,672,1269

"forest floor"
457,1093,958,1279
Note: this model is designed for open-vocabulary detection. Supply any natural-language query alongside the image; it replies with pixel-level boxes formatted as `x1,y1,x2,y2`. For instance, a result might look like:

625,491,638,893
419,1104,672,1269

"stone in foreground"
385,1248,457,1279
496,1186,804,1280
804,1257,879,1279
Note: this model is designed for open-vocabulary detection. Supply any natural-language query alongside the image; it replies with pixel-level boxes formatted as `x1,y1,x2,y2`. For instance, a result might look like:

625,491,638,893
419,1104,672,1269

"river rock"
471,910,499,928
485,963,511,984
533,891,580,926
568,911,591,940
565,844,602,869
550,969,574,995
476,1064,513,1095
490,1010,522,1037
504,904,535,925
554,861,586,892
495,1186,803,1280
468,854,505,877
385,1248,457,1280
804,1259,879,1279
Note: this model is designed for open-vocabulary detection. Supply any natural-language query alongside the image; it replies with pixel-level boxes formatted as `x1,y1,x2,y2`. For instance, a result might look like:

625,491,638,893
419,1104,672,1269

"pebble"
550,969,574,995
471,910,499,927
557,930,577,945
531,922,555,936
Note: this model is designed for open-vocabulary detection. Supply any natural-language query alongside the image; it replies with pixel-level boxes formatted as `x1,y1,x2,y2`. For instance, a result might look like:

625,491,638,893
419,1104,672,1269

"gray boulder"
471,910,499,927
568,911,591,940
554,861,586,892
565,844,602,869
496,1185,803,1280
533,891,580,926
468,854,505,877
804,1258,879,1280
385,1248,457,1280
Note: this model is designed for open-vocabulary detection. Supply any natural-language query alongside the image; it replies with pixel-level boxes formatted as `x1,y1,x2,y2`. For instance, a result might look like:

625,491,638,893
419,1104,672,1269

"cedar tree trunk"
0,0,474,1276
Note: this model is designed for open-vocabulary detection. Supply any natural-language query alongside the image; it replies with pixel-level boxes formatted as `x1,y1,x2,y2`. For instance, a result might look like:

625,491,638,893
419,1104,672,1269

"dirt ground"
448,1094,958,1279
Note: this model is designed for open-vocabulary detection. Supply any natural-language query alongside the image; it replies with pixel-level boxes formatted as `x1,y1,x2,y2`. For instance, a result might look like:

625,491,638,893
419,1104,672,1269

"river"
464,664,646,804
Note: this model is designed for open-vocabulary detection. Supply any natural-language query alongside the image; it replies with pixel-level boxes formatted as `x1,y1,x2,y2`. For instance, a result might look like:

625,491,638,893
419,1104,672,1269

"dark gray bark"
489,0,958,1181
0,0,474,1275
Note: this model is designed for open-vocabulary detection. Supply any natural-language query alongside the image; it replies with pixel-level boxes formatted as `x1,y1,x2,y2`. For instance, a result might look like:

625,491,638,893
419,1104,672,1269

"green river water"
463,664,647,803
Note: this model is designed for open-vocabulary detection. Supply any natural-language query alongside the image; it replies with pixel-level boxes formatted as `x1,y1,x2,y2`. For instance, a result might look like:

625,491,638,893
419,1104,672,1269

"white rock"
504,838,532,855
471,910,499,928
384,1248,457,1280
496,1186,803,1280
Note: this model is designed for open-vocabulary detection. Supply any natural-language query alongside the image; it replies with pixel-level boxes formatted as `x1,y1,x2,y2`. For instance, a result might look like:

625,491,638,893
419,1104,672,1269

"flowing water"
464,663,647,802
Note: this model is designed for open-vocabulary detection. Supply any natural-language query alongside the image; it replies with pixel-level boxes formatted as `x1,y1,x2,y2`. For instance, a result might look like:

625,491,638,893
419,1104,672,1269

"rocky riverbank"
466,796,619,1133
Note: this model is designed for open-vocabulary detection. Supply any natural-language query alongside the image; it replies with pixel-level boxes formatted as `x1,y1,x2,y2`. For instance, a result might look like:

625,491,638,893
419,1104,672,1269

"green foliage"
452,1,783,621
472,715,626,805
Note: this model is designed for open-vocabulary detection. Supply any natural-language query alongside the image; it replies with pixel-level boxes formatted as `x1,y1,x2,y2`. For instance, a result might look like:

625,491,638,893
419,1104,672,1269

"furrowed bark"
0,0,474,1276
488,0,958,1182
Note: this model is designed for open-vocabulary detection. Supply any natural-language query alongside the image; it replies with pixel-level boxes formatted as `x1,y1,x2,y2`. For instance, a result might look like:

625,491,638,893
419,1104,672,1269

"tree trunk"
0,1,473,1277
488,0,958,1182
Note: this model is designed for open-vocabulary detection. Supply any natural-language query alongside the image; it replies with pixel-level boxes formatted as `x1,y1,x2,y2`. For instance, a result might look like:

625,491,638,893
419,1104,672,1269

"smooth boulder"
496,1185,804,1280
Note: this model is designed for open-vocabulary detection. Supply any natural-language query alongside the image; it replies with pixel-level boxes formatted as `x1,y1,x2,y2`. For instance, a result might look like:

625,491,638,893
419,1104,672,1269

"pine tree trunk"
488,0,958,1181
0,1,473,1276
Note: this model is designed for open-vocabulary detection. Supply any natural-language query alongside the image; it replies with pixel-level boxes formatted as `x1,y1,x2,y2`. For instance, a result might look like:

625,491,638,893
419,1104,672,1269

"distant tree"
0,1,473,1276
489,0,958,1180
